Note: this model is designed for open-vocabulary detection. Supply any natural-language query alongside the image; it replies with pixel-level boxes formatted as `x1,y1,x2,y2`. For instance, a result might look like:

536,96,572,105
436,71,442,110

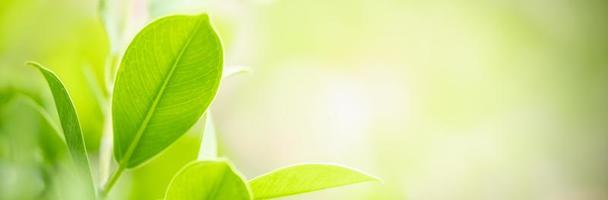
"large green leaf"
165,160,251,200
28,62,96,199
112,13,223,168
249,164,379,199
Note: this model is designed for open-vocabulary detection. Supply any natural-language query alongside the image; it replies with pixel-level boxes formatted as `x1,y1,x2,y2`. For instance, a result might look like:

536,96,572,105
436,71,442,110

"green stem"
98,90,114,185
100,166,125,197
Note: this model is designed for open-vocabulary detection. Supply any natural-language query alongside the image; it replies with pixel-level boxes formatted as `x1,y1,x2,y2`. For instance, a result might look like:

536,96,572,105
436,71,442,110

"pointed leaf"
197,113,217,160
165,160,251,200
249,164,379,199
222,65,252,79
28,61,96,199
112,14,223,168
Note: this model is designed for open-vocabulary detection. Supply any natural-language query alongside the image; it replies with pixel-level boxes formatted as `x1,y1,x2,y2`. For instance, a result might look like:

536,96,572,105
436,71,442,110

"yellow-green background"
1,0,607,199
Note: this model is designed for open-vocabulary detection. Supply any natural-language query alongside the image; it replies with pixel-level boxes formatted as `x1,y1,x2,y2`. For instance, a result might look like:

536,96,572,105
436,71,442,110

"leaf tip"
26,61,55,76
222,65,254,79
25,61,42,68
330,163,382,184
197,13,210,21
364,173,383,184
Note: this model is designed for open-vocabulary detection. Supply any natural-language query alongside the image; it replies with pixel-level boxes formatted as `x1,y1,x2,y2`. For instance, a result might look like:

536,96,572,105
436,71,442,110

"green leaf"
165,160,251,200
249,164,379,199
112,13,223,168
28,61,96,199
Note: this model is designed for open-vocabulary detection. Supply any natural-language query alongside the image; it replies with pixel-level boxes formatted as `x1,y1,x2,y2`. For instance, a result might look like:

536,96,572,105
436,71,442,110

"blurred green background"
1,0,608,199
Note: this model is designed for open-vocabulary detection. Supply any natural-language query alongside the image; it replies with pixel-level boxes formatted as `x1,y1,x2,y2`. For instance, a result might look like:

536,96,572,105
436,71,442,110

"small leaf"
195,65,252,161
28,61,96,199
0,88,15,105
222,65,252,79
197,113,217,160
14,95,63,138
165,160,251,200
112,13,223,168
20,96,67,164
249,163,379,199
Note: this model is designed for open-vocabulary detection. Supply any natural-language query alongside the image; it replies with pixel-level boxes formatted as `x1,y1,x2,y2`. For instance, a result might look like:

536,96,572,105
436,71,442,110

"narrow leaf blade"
197,113,217,160
112,13,223,168
249,164,379,199
28,61,96,198
222,65,252,79
165,160,251,200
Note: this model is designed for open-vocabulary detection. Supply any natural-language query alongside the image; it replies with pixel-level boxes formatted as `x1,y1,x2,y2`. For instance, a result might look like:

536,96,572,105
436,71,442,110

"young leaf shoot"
28,62,97,199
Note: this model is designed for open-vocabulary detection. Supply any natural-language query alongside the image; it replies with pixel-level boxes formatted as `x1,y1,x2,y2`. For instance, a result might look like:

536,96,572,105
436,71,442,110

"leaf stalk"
100,165,125,197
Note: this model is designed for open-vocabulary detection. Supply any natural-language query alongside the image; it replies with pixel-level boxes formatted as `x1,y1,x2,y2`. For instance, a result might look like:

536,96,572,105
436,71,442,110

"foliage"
165,160,250,200
250,164,379,199
111,14,222,169
29,62,97,199
13,6,380,200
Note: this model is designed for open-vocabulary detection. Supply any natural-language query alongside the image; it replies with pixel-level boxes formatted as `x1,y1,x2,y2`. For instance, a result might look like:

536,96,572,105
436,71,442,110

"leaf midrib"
206,164,228,199
118,16,204,167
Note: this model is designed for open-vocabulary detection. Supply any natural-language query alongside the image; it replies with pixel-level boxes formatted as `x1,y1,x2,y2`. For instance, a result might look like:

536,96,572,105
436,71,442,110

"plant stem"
98,94,114,186
100,165,124,197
